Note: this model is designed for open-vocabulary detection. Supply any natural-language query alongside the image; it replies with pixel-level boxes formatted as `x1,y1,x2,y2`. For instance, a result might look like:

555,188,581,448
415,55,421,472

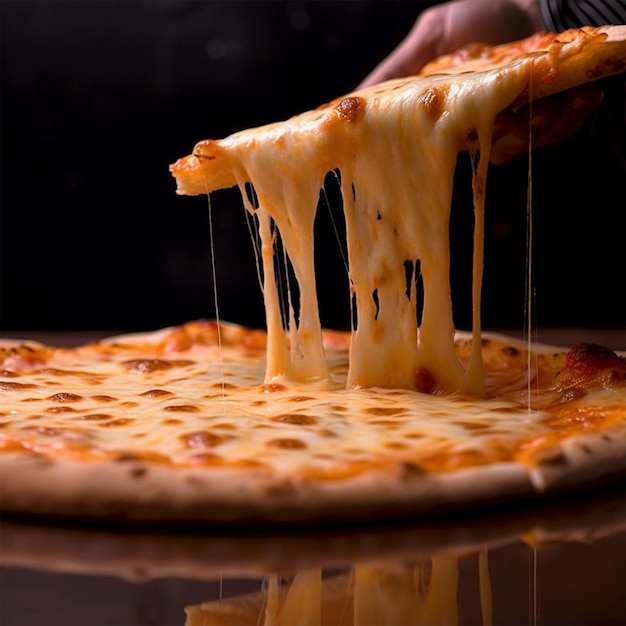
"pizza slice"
170,26,626,395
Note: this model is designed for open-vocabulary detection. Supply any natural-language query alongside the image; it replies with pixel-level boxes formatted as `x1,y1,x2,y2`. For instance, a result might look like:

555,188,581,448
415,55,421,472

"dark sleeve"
539,0,626,31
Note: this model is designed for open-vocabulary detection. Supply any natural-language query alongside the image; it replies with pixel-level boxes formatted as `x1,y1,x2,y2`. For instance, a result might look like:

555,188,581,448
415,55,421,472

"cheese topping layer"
2,324,624,474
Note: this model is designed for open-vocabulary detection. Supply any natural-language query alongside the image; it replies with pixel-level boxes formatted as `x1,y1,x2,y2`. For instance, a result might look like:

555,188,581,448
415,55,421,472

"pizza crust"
1,427,623,524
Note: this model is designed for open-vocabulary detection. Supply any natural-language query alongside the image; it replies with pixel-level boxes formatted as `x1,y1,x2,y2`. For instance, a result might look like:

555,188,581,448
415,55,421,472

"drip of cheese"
172,61,537,393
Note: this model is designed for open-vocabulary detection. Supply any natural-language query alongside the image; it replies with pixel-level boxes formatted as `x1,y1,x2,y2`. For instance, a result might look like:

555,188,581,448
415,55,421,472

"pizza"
1,321,624,522
1,26,625,524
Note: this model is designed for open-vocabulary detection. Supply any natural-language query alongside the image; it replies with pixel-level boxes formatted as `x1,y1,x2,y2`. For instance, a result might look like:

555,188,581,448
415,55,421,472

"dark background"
1,0,624,333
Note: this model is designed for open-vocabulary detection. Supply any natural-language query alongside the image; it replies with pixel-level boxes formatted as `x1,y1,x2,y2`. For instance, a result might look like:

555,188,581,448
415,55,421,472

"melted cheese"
171,27,626,394
173,60,539,395
2,327,623,475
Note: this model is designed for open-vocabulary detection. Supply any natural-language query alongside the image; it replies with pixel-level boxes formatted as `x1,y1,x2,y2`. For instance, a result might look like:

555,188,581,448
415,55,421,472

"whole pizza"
1,26,625,523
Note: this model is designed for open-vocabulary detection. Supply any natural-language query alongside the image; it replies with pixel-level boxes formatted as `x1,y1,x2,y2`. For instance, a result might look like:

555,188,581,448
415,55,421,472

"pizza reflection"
184,506,626,626
0,488,624,626
186,555,488,626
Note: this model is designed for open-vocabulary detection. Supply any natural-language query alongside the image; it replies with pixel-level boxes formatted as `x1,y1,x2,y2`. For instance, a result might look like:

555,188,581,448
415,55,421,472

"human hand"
359,0,543,88
359,0,605,164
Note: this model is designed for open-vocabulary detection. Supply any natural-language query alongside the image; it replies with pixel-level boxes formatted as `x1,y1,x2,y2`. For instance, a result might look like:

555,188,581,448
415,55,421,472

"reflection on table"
1,485,624,626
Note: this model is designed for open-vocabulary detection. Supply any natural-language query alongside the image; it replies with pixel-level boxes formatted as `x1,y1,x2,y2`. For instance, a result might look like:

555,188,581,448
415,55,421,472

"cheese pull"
169,26,626,393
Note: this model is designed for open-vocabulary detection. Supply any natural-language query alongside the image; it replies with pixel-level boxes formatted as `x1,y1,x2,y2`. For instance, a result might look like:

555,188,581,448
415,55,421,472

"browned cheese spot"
181,431,225,448
188,452,223,465
211,382,238,389
271,413,318,425
501,345,520,356
46,392,83,403
0,370,20,378
45,406,79,414
365,407,408,417
385,441,409,450
161,418,184,425
122,359,174,374
212,422,236,430
119,401,140,408
266,438,307,450
369,419,399,428
76,413,113,421
317,428,337,437
164,404,201,413
101,418,135,427
91,394,118,402
287,396,315,403
139,389,174,398
115,453,142,462
262,383,287,392
419,85,448,118
335,96,363,123
0,381,36,391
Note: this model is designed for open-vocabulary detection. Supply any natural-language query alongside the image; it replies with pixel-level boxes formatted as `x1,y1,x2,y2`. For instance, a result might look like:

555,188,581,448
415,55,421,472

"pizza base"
0,321,626,526
1,325,624,525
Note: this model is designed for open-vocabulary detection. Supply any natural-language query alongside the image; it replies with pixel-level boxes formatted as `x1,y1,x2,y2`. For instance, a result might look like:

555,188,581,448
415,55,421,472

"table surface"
1,485,624,626
1,328,624,626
